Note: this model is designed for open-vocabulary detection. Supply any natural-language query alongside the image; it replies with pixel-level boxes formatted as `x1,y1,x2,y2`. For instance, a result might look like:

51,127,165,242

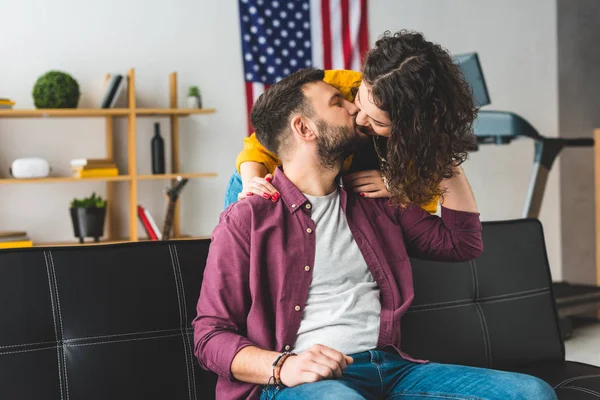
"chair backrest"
402,219,565,369
0,219,564,399
0,240,216,400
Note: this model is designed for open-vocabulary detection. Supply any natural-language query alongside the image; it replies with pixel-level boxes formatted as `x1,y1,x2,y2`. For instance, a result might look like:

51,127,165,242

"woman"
225,30,477,211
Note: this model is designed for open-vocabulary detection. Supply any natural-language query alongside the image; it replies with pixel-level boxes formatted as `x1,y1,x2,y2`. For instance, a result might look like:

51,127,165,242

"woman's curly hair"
363,30,478,206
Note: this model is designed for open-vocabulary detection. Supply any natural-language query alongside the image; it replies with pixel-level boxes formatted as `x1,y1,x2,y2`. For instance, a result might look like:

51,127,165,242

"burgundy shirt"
193,167,483,400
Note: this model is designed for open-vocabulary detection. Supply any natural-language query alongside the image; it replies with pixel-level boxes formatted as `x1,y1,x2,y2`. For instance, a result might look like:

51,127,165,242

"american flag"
238,0,369,135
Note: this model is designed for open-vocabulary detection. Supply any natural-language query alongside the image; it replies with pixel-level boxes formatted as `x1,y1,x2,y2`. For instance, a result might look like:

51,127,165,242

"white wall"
370,0,562,279
1,0,561,278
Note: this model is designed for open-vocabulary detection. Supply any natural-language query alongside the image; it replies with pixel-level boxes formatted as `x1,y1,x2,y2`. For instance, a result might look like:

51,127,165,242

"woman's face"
355,81,392,137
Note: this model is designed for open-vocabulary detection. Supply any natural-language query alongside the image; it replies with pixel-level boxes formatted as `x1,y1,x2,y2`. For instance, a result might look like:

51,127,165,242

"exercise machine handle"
563,138,594,147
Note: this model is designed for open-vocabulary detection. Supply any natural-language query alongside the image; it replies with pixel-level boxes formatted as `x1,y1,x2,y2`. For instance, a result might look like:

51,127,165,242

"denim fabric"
224,169,243,209
261,350,557,400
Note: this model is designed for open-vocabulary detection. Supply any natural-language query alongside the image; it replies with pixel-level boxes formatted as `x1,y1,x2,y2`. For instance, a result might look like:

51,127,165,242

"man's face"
302,81,364,168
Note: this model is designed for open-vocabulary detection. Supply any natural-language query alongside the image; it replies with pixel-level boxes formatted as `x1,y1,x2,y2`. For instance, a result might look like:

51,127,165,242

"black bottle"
151,122,165,174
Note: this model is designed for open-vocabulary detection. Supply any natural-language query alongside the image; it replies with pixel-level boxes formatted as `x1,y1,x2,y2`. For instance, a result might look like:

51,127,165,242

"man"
193,68,557,400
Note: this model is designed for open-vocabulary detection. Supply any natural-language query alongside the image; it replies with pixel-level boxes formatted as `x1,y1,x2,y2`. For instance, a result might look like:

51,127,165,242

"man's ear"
290,115,316,143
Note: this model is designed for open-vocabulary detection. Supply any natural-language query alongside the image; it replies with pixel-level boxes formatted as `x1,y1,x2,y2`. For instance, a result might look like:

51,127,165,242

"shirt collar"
273,166,349,214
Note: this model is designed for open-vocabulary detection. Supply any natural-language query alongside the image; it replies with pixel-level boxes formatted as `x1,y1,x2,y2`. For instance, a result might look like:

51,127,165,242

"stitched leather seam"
555,374,600,388
49,252,70,400
169,245,192,400
63,328,181,343
64,333,182,348
0,346,58,356
44,252,64,400
471,259,491,368
562,386,600,397
406,291,550,314
409,287,550,310
173,244,198,400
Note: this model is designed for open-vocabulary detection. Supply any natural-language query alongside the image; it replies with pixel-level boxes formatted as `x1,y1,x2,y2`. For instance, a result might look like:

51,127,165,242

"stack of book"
0,98,15,109
0,231,33,249
70,158,119,178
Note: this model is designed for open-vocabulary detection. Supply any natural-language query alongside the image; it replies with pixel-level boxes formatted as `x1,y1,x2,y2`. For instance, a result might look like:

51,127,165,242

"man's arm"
192,210,257,380
393,166,483,261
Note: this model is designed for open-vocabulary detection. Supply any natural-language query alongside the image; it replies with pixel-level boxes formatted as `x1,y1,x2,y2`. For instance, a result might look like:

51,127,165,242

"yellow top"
235,69,438,213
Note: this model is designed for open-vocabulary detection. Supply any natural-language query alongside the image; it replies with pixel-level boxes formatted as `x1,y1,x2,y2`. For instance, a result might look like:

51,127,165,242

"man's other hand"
279,344,354,387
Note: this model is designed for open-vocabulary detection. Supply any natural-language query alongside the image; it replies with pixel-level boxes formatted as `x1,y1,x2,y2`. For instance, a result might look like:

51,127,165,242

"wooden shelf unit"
0,68,216,243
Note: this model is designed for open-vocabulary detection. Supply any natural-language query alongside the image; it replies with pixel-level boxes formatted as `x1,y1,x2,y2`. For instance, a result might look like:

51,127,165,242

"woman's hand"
238,174,280,202
346,170,391,198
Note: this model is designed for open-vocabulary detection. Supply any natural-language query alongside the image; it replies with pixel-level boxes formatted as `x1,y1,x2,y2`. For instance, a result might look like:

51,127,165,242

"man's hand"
346,170,391,198
238,174,280,202
279,344,354,387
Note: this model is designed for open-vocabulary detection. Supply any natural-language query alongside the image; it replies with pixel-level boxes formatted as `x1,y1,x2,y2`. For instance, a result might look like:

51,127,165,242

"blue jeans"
224,169,243,209
261,350,556,400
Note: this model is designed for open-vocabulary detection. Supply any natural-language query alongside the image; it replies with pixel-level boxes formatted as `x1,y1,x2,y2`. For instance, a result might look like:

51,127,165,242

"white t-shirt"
293,189,381,355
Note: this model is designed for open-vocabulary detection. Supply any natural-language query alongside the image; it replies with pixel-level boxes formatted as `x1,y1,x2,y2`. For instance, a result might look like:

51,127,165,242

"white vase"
187,96,200,108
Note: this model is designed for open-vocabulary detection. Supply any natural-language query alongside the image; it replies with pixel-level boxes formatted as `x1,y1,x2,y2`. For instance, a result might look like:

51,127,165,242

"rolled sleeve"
235,133,281,174
398,205,484,262
192,207,256,380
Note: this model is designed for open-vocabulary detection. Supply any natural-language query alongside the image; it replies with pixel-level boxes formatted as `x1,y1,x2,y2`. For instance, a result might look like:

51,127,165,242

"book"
0,231,27,238
74,168,119,178
71,164,117,172
100,75,123,109
144,208,162,240
137,205,158,240
0,240,33,249
70,158,115,168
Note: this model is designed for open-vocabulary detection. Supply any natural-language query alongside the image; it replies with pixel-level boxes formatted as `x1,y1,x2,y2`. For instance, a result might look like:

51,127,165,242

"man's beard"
315,119,361,170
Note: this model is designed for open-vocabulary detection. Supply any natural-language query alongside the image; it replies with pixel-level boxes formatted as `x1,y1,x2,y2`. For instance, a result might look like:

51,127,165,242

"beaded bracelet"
272,351,296,387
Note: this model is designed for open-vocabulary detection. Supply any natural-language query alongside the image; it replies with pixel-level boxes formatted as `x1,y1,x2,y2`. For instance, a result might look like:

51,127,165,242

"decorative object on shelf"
162,177,189,240
187,86,202,108
0,231,32,248
137,204,162,240
70,158,118,178
100,74,124,108
9,157,51,178
151,122,165,174
32,71,80,109
0,98,15,109
69,192,107,243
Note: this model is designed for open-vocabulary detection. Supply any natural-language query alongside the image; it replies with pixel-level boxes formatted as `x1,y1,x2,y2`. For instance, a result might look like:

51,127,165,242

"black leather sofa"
0,219,599,399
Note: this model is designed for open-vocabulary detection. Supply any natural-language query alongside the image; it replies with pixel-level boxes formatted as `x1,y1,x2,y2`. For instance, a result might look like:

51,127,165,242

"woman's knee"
513,375,557,400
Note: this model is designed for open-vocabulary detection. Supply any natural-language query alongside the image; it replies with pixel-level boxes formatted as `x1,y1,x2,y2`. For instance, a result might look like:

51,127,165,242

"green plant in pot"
32,70,80,109
70,192,107,243
186,85,202,108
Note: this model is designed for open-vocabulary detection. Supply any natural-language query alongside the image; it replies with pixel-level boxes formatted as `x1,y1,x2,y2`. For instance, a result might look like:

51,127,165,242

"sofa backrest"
0,219,564,399
402,219,565,369
0,240,217,400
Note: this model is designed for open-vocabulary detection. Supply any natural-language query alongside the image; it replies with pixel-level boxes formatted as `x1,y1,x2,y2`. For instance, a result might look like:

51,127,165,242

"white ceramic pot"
187,96,200,108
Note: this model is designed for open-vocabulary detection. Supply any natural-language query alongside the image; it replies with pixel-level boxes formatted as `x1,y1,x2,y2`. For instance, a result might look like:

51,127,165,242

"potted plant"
186,86,202,108
70,192,107,243
32,70,80,109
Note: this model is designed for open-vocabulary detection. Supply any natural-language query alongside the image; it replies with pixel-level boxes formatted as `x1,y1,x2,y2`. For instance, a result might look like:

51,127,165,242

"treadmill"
455,53,600,334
